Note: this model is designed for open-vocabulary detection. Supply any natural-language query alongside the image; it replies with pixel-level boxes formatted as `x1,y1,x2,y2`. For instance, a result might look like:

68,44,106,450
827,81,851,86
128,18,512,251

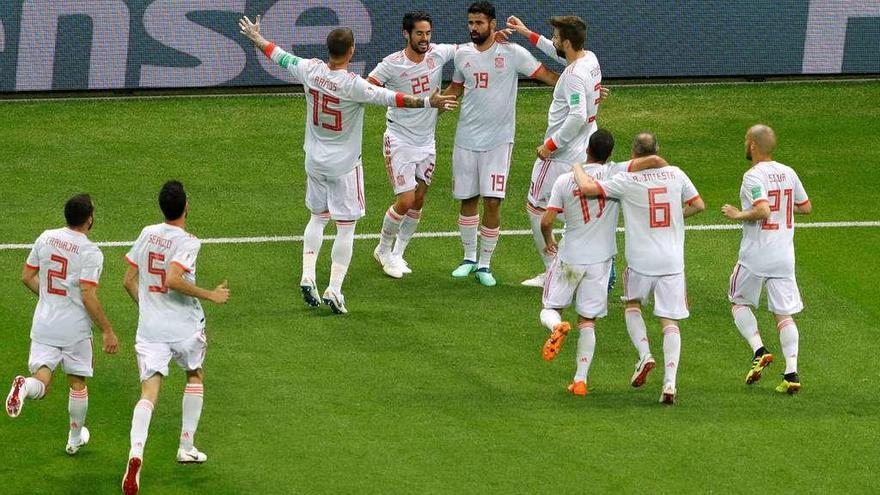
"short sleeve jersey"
125,223,205,343
596,165,701,276
26,227,103,347
451,41,542,151
737,161,810,277
543,52,602,165
271,47,402,177
368,44,457,147
546,161,625,265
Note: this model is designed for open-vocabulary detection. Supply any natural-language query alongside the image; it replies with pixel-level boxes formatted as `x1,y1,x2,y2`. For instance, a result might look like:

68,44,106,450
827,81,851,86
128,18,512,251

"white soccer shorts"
28,338,93,377
728,263,803,315
305,164,366,221
452,143,514,200
135,330,207,382
622,268,690,320
527,158,570,209
542,258,613,318
384,131,436,195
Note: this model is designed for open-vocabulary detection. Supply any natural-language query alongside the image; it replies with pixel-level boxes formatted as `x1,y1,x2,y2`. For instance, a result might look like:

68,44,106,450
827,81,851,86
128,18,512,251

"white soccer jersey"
737,161,809,277
368,44,457,147
266,45,405,177
542,52,601,165
546,162,624,265
26,228,103,347
451,41,542,151
597,165,701,276
125,223,205,343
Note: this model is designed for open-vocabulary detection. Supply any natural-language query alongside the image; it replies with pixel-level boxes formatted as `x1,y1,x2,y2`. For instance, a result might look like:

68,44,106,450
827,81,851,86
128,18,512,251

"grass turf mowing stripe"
0,220,876,250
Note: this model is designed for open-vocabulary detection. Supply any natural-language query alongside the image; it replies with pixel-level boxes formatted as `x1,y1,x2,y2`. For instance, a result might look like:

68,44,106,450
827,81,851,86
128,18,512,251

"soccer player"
539,130,668,396
121,181,230,495
444,2,559,287
505,15,605,288
721,125,811,394
239,16,457,311
571,133,705,405
5,194,118,455
368,11,458,278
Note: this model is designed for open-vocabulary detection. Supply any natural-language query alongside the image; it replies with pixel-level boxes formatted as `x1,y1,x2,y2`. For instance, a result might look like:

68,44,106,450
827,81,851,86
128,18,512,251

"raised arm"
531,66,559,86
166,263,230,305
81,284,119,354
507,16,566,66
239,15,271,52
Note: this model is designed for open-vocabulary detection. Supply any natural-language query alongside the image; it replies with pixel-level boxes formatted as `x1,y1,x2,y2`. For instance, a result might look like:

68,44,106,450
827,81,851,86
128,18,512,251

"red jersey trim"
124,255,138,268
450,80,464,87
529,63,545,78
595,182,607,198
79,279,99,287
752,199,769,206
395,92,406,107
546,206,564,213
795,199,811,206
544,138,558,152
529,32,540,45
685,195,701,206
367,76,384,86
262,43,276,58
170,261,192,273
25,263,38,270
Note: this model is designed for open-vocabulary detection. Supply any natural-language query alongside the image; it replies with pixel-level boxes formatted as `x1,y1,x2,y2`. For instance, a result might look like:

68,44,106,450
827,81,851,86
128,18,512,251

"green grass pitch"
0,81,878,493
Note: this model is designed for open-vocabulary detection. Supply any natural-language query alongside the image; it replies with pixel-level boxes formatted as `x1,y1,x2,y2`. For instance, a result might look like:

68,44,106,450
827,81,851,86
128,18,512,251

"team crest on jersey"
427,57,436,70
464,62,471,68
495,56,505,69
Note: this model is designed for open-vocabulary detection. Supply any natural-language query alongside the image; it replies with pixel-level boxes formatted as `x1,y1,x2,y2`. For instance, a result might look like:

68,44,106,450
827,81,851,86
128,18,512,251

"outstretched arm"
507,16,566,66
571,164,603,197
239,15,271,52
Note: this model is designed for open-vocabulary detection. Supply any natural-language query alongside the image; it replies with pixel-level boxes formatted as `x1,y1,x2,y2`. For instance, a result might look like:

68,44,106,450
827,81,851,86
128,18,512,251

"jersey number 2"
308,89,342,132
47,254,68,296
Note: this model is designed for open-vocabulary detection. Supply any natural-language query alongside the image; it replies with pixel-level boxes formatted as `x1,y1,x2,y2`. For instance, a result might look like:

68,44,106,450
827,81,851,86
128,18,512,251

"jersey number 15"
308,89,342,132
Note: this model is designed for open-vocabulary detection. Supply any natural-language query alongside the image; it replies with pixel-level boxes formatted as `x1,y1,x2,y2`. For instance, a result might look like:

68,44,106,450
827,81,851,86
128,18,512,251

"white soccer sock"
301,213,330,285
24,377,45,399
574,322,596,382
624,308,651,359
180,384,204,450
378,206,404,254
458,214,479,262
68,387,88,443
477,225,500,269
733,305,764,353
329,221,356,293
662,325,681,387
777,318,799,374
527,203,552,270
129,399,154,459
392,209,421,258
539,308,562,332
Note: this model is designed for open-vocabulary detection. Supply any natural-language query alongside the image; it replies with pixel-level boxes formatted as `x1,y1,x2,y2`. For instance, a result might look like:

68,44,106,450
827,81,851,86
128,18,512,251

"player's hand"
721,204,742,220
211,280,230,304
598,85,610,103
544,241,558,255
506,16,532,37
428,88,458,111
102,331,119,354
238,15,263,42
494,28,513,43
536,144,552,159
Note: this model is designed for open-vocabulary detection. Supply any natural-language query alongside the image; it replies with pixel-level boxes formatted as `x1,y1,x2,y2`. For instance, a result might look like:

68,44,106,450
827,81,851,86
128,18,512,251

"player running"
239,16,456,311
5,194,118,455
444,2,559,287
368,11,458,278
721,125,811,394
505,15,606,289
539,130,668,396
571,133,705,405
121,181,230,495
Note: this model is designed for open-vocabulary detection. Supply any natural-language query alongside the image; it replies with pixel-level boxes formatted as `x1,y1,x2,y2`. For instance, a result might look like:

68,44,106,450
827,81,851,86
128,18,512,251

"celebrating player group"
5,2,812,494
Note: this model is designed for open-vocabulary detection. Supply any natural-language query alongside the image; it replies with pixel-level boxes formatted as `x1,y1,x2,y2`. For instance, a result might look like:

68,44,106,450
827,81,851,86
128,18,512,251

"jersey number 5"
148,252,167,293
648,187,671,228
47,254,68,296
308,89,342,132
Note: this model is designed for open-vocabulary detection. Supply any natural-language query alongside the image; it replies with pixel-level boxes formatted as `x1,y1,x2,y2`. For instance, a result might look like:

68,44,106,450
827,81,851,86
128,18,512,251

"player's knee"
186,369,204,384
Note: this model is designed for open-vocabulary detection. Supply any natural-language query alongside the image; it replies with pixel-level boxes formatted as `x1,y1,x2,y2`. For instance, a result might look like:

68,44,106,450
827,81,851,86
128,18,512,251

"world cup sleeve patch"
751,186,762,199
570,93,580,105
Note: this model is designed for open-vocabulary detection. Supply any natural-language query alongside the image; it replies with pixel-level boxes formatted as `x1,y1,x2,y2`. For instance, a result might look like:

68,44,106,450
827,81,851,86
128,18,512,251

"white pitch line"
1,221,877,251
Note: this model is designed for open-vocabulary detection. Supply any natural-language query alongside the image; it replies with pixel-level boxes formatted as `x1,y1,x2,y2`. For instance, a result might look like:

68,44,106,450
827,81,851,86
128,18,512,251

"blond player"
5,194,118,455
722,125,811,394
444,1,558,287
368,10,458,278
505,15,605,288
538,130,667,396
121,181,230,495
572,133,705,405
239,16,456,311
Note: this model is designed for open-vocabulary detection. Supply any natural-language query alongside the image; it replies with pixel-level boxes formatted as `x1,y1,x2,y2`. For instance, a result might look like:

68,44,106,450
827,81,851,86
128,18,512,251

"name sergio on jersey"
147,234,172,249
